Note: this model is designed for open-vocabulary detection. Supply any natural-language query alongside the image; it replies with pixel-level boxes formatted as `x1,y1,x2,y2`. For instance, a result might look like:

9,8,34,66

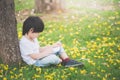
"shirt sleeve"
20,41,34,56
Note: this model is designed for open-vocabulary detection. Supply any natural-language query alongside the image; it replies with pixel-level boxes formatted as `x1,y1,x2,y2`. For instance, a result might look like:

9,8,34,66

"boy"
19,16,84,67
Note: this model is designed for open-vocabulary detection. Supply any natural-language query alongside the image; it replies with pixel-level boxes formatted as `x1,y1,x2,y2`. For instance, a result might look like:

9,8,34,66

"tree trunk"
35,0,65,13
0,0,21,65
35,0,46,13
52,0,65,11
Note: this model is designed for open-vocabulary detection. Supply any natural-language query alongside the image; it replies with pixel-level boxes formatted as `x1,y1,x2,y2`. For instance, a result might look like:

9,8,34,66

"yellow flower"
90,72,96,75
112,77,116,80
36,67,41,73
106,64,110,68
48,30,52,33
57,64,62,67
10,71,14,74
18,73,23,77
109,17,115,20
88,60,95,66
4,65,8,70
70,33,73,36
88,25,91,28
101,69,105,73
108,26,112,29
75,32,79,34
117,27,120,30
80,19,83,22
96,38,101,41
14,74,18,79
69,67,75,71
109,59,113,64
13,68,17,71
10,76,14,79
18,32,22,38
72,54,76,58
81,55,86,59
102,77,106,80
116,59,120,64
19,68,23,72
107,32,110,35
115,21,120,24
34,74,41,78
45,75,53,80
103,37,108,42
61,75,66,80
97,74,101,78
115,12,119,15
80,47,87,52
80,69,87,75
3,77,7,80
118,45,120,50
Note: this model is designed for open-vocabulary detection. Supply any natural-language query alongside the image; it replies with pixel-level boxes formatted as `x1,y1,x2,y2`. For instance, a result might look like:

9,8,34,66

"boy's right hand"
52,41,62,48
45,45,54,54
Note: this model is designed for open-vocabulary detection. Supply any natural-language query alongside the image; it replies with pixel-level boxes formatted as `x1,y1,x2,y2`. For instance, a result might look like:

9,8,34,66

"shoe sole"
65,63,84,67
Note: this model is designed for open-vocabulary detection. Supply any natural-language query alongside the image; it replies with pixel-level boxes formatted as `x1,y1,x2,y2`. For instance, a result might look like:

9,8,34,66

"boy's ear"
30,28,34,32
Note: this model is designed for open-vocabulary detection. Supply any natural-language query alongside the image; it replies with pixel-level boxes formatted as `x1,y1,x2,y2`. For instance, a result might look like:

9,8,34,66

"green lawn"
0,0,120,80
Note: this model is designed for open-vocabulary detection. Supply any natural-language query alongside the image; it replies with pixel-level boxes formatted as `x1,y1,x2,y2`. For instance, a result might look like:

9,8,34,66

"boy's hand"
45,45,54,54
52,41,62,48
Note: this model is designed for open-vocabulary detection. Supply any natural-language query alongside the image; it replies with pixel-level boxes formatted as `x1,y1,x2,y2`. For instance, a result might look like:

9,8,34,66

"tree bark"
0,0,21,65
35,0,65,13
35,0,46,13
52,0,65,11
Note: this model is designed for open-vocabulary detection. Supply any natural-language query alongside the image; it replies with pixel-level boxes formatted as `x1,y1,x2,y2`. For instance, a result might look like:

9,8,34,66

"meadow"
0,0,120,80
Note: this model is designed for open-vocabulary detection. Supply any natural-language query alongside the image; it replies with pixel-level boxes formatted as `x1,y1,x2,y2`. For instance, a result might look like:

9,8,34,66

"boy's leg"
53,46,84,67
34,54,62,67
53,46,69,60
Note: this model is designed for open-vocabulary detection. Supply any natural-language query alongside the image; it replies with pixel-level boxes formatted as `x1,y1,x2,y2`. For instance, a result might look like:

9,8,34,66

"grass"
15,0,34,11
0,0,120,80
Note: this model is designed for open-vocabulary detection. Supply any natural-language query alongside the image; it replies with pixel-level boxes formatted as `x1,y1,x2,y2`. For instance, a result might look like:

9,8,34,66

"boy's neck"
24,34,34,42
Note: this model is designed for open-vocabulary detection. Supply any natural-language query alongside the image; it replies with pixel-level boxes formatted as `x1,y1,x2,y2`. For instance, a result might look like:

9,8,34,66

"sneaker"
62,60,84,67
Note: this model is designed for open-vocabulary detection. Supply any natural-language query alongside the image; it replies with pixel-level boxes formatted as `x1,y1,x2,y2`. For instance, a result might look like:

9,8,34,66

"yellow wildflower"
45,75,53,80
80,69,87,75
88,60,95,66
36,67,41,73
3,77,7,80
102,77,106,80
18,32,22,38
112,77,116,80
4,65,8,70
10,76,14,79
97,74,101,78
69,67,75,71
34,74,41,78
90,72,96,75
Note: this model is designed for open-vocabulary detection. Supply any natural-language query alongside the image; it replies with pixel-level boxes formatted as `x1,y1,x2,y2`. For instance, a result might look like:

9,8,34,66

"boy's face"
31,32,40,39
27,28,40,39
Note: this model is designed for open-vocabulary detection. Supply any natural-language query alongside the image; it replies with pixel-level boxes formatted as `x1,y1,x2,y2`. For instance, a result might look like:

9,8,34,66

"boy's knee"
49,55,61,64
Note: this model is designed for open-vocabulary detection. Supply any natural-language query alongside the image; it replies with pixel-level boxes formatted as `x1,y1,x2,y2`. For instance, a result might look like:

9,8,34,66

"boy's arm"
39,46,47,52
29,45,53,60
31,42,61,60
39,41,62,51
